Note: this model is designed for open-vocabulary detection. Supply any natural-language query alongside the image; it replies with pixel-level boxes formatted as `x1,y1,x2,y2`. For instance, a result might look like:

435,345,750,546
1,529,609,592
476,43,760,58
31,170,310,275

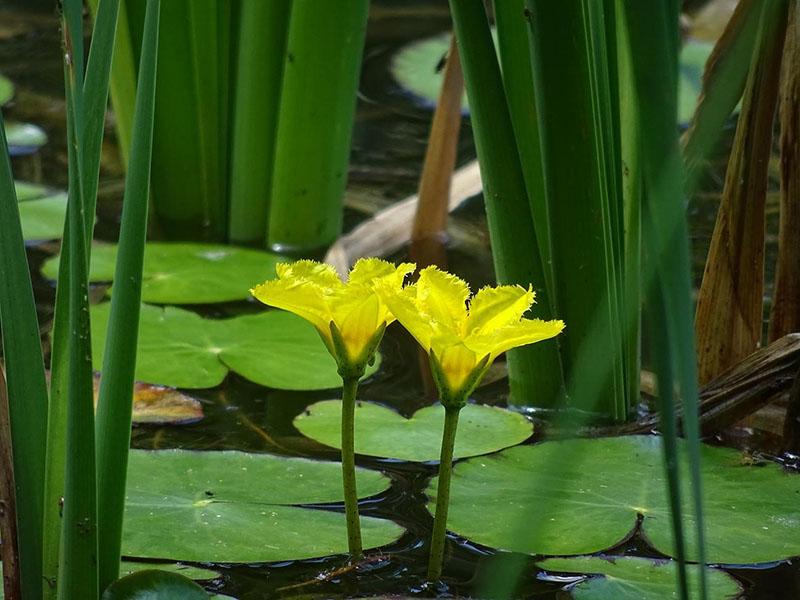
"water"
3,1,800,597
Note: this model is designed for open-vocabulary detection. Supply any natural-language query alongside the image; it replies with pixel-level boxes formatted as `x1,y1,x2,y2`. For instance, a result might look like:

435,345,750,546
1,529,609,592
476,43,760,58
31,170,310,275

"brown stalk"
0,365,22,600
694,4,789,385
770,2,800,342
409,33,465,269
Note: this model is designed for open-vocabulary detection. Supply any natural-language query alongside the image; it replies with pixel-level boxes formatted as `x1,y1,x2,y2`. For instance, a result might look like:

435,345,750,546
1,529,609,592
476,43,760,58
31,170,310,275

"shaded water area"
2,1,800,598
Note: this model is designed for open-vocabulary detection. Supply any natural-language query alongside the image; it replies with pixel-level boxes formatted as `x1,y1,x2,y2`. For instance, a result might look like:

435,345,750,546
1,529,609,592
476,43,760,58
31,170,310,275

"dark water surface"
2,1,799,598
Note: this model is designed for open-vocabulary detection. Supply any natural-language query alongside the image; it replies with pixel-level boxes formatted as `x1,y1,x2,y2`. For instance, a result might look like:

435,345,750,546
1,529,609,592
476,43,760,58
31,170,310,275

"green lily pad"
6,121,48,153
539,556,741,600
42,242,283,304
122,449,403,563
14,181,69,241
391,34,712,124
430,436,800,564
294,400,533,462
120,561,220,582
90,303,380,390
0,73,13,105
102,570,208,600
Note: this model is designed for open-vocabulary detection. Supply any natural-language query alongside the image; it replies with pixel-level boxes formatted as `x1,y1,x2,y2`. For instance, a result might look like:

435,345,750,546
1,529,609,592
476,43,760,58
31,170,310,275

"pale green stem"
341,376,362,558
427,405,462,582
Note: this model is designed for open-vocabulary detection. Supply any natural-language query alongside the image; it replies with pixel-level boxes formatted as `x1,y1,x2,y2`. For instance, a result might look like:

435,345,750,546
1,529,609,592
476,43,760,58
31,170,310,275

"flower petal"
337,292,382,361
250,278,332,340
468,318,565,359
349,257,415,286
416,266,469,331
376,283,436,351
276,260,343,287
466,285,535,334
435,338,480,393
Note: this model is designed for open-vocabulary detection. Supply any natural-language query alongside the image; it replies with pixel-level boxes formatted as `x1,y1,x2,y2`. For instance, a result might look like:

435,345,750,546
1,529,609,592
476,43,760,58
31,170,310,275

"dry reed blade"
695,2,789,385
410,33,464,269
770,2,800,342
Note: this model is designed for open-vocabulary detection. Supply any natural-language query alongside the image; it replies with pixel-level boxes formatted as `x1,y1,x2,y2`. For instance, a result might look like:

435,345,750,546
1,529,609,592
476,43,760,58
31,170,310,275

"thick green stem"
427,406,461,583
340,376,362,558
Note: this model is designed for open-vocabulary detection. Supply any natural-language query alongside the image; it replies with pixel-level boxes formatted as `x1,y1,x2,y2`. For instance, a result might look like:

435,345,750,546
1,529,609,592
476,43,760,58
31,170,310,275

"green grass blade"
95,0,160,590
42,2,121,591
57,2,99,597
525,0,627,419
623,1,707,597
493,0,553,297
447,0,564,407
682,0,765,190
227,0,290,244
0,115,49,600
145,0,229,241
266,0,370,253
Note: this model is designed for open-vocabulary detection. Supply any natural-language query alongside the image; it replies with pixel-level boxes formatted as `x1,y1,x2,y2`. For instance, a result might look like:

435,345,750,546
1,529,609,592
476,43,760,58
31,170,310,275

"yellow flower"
250,258,415,375
377,266,564,404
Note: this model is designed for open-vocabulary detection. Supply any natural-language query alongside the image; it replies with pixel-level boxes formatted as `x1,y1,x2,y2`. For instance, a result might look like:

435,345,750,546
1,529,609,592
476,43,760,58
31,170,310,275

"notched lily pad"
294,400,532,462
391,33,711,124
431,436,800,564
90,303,379,390
119,561,220,582
539,556,741,600
15,181,68,241
42,242,283,304
123,449,404,563
6,121,48,154
0,73,13,105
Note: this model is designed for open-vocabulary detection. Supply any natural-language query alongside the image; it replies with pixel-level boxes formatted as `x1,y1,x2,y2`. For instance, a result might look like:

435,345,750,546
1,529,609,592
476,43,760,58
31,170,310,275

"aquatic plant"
377,266,563,582
251,258,414,557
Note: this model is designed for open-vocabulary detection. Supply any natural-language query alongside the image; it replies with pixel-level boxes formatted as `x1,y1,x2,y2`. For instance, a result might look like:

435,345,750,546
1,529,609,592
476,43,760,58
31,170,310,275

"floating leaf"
539,556,740,600
15,182,69,241
119,561,220,581
122,449,403,563
0,73,13,105
100,377,204,425
431,436,800,564
5,121,48,155
101,570,208,600
294,400,532,462
90,303,380,390
15,180,57,201
391,33,712,124
42,242,283,304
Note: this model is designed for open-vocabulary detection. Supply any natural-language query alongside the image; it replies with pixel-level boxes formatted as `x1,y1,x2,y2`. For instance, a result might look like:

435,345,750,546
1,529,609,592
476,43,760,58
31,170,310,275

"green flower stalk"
377,266,564,582
251,259,414,558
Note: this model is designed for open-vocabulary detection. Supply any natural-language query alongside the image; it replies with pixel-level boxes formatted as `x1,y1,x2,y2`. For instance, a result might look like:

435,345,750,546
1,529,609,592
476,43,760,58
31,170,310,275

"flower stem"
427,405,462,582
341,376,363,559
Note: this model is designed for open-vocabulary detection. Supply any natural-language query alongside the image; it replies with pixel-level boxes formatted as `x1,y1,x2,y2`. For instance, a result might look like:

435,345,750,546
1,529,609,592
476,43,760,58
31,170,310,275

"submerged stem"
340,376,363,558
427,405,462,582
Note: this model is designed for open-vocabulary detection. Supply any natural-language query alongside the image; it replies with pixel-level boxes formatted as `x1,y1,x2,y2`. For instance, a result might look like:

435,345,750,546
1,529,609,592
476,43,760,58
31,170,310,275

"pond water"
2,1,799,598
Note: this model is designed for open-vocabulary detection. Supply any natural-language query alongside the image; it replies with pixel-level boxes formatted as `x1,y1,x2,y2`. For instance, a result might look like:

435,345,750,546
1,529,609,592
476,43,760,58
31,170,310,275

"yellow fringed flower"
377,266,564,405
250,258,415,376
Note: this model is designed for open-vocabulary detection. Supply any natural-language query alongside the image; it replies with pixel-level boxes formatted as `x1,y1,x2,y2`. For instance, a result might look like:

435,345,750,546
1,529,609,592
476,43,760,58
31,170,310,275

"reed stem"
427,406,460,583
340,376,363,559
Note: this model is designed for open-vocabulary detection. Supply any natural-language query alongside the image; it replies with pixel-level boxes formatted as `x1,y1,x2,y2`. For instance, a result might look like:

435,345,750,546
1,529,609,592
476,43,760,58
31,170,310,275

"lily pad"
6,121,48,155
294,400,533,462
391,33,712,124
102,570,208,600
122,449,403,562
42,242,283,304
430,436,800,564
90,303,380,390
0,73,13,105
120,561,220,581
15,182,69,241
539,556,741,600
